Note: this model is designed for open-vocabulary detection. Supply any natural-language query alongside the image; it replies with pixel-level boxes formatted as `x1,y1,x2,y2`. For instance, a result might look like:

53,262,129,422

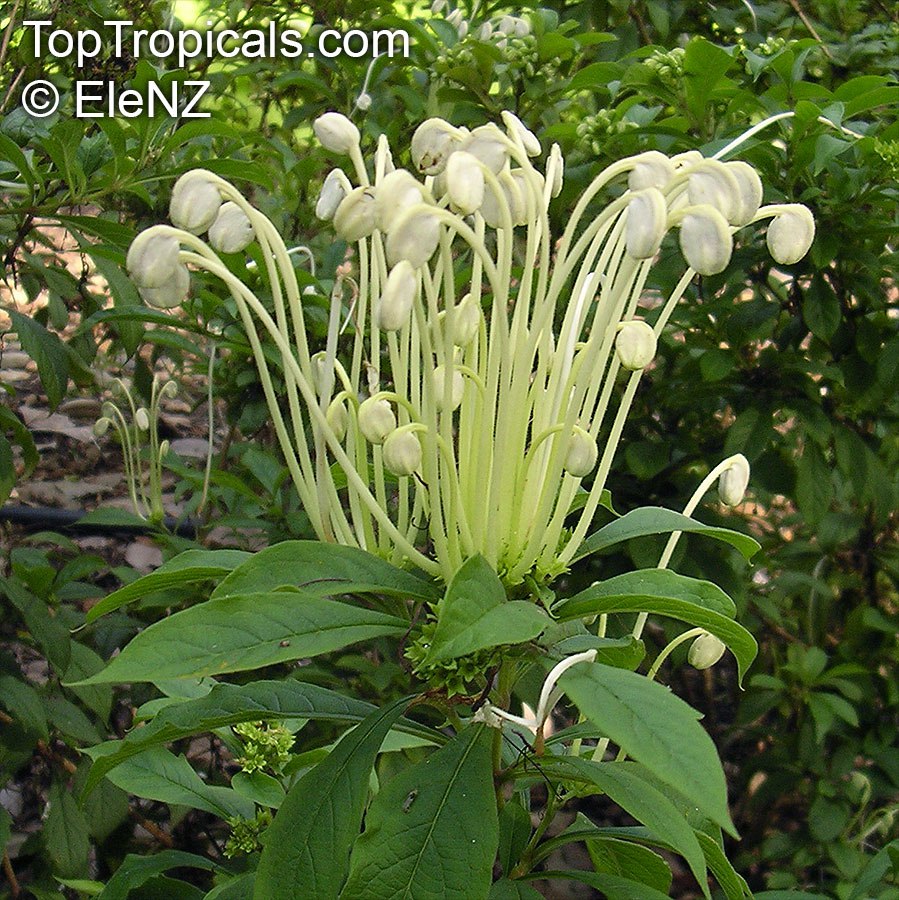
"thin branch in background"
0,0,23,72
1,851,20,899
788,0,834,59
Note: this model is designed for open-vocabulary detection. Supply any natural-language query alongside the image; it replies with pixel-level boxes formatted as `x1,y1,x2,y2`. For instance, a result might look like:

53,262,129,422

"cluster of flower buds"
125,109,814,583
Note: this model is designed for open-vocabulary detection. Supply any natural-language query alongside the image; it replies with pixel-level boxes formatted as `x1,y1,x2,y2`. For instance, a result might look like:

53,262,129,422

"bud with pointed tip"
432,365,465,411
446,151,485,215
375,170,426,232
502,111,541,157
626,188,668,259
358,397,396,445
333,187,378,242
628,150,675,191
170,170,222,235
766,204,815,265
548,143,564,198
564,426,598,477
316,169,351,221
411,118,460,175
127,227,181,289
138,263,191,309
209,202,254,254
718,454,750,506
383,428,422,476
725,161,763,227
615,319,657,370
313,111,360,154
678,206,733,276
375,261,417,331
386,205,441,268
688,632,727,669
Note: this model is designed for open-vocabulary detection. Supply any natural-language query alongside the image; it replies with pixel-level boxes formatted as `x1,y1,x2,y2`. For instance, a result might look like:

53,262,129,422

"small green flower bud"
446,151,485,215
358,397,396,444
316,168,351,221
375,261,417,331
432,365,465,411
313,111,360,154
688,632,727,669
766,204,815,265
333,187,378,243
170,170,222,235
615,319,657,370
383,429,422,476
208,202,254,254
626,188,668,259
718,454,750,506
564,426,598,477
678,206,733,276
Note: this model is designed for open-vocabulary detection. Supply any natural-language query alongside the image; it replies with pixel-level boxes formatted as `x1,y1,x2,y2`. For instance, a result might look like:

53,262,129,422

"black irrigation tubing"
0,505,199,539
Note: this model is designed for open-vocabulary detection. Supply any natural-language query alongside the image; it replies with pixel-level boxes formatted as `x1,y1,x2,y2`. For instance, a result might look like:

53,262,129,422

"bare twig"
2,850,20,898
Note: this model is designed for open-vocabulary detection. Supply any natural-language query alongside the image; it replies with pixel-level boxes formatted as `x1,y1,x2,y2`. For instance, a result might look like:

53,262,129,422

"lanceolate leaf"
530,871,673,900
81,681,442,795
71,593,408,685
212,541,440,602
85,550,251,623
554,573,757,684
427,555,551,662
97,851,222,900
340,726,498,899
559,662,736,837
571,507,759,563
254,698,410,900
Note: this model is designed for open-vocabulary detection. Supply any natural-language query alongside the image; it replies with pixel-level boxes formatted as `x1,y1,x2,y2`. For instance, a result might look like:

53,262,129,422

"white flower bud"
432,365,465,411
375,261,417,331
326,399,348,441
513,16,530,36
386,205,441,269
457,19,469,38
375,169,426,232
687,160,741,224
446,151,485,215
626,188,668,259
411,118,460,175
355,91,372,111
383,429,422,477
441,292,481,346
158,439,170,458
446,8,463,28
208,202,254,254
170,170,222,235
725,161,763,227
478,23,493,41
688,632,727,670
502,111,541,157
672,150,703,169
497,15,517,35
161,380,178,399
333,187,378,243
678,206,733,276
481,170,528,229
126,227,181,289
313,111,360,154
628,151,675,192
93,417,112,437
316,168,351,221
431,0,446,11
548,143,564,198
718,453,750,506
138,263,191,309
358,397,396,444
135,407,150,431
564,427,598,477
615,319,657,370
459,125,509,175
766,204,815,265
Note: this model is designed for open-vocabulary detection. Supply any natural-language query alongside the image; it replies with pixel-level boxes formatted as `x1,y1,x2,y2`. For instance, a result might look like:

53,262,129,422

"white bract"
126,118,813,581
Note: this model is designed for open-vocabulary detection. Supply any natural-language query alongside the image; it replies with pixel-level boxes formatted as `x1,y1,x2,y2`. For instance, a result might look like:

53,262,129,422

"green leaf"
572,507,759,564
427,555,551,662
532,870,673,900
212,541,439,602
554,571,757,684
587,836,672,892
803,275,841,339
254,698,409,900
695,831,752,899
340,726,498,899
98,851,222,900
8,310,69,410
0,674,49,739
796,442,833,525
548,760,706,893
105,747,253,819
498,798,532,876
82,680,442,795
559,663,735,836
489,881,544,900
683,39,734,118
231,771,285,809
44,783,90,878
0,804,11,852
204,873,256,900
85,549,251,623
73,593,408,684
848,839,899,900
